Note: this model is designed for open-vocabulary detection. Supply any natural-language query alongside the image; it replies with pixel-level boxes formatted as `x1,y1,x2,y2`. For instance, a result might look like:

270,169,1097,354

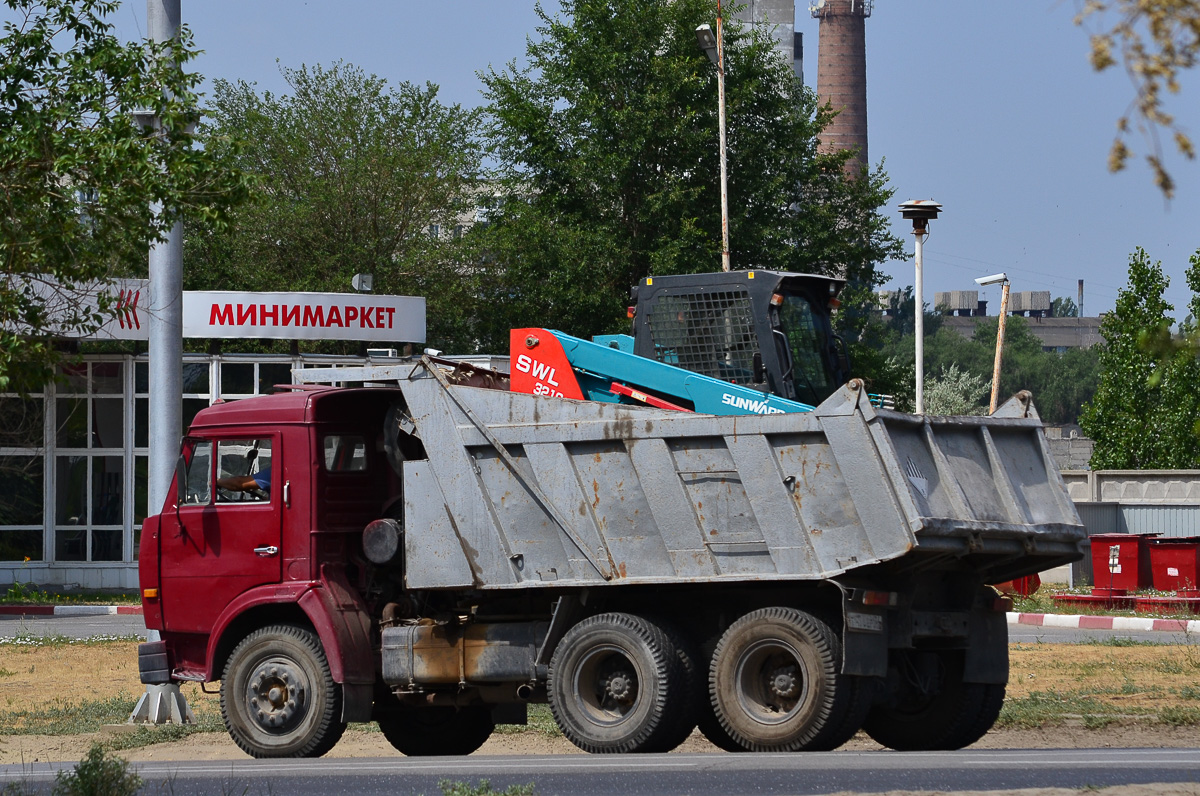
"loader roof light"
770,293,784,307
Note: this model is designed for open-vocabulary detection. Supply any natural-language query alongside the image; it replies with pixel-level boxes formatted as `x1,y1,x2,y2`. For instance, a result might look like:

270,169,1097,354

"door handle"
254,546,279,557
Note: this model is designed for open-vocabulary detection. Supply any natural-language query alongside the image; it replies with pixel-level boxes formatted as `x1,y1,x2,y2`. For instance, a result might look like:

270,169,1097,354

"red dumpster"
994,573,1041,597
1089,533,1158,594
1147,537,1200,594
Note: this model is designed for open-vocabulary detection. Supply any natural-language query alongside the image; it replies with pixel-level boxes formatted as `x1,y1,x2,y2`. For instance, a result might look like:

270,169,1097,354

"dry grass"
4,637,1200,748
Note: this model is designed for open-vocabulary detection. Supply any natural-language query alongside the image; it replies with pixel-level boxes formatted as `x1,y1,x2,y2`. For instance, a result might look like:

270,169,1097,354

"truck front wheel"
220,624,346,758
548,612,683,753
862,650,1005,751
709,607,869,752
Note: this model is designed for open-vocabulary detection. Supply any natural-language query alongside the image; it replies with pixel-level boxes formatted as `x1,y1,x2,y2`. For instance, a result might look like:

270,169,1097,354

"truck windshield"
777,293,837,406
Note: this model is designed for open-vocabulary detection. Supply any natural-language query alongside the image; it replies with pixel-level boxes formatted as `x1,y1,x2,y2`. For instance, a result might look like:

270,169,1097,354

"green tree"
1052,295,1079,317
187,62,485,352
0,0,248,393
1080,247,1200,468
924,363,988,416
1076,0,1199,198
880,316,1100,423
472,0,904,349
842,286,945,408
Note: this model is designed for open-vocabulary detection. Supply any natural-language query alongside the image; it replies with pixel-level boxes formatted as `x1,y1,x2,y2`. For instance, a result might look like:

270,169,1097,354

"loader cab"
630,270,848,406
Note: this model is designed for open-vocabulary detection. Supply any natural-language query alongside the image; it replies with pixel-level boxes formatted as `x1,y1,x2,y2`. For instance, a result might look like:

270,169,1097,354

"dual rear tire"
707,608,871,752
862,649,1005,751
547,613,690,753
547,607,872,754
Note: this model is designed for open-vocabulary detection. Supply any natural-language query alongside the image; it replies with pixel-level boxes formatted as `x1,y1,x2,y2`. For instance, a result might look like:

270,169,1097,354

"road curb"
1008,612,1200,634
0,604,142,616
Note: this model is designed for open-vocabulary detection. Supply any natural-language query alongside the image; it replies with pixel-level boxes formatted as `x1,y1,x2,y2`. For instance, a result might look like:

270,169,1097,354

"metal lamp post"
976,272,1011,414
898,200,942,414
696,6,731,272
131,0,194,730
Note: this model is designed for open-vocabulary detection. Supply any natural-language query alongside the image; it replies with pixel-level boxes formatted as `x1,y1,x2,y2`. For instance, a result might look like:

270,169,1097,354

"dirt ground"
2,641,1199,766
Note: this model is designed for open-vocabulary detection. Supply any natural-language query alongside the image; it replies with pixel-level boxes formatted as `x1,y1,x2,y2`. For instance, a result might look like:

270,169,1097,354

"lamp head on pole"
898,199,942,235
695,24,719,64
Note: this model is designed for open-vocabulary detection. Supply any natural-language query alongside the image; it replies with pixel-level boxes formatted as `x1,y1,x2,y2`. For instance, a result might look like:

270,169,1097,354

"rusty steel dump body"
296,359,1085,592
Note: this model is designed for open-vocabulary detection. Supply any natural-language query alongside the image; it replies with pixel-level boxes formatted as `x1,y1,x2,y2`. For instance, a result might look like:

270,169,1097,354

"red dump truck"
139,350,1084,758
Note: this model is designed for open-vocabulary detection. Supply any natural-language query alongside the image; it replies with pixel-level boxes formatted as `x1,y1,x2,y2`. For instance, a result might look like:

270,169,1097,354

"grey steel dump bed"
298,359,1085,591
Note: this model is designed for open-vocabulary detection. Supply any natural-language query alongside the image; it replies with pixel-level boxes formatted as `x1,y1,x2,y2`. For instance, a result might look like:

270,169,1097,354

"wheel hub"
769,665,799,699
604,671,635,703
246,663,307,731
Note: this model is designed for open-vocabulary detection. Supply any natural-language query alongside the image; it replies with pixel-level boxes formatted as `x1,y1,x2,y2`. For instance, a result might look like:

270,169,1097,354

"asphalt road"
0,613,148,640
3,749,1199,795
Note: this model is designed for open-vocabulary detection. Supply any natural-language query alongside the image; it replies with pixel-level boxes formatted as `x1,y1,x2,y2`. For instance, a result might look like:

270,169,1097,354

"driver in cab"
217,467,271,495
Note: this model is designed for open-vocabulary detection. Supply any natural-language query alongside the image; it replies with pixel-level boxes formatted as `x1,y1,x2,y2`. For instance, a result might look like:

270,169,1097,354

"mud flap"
841,598,888,677
342,683,374,723
963,604,1009,684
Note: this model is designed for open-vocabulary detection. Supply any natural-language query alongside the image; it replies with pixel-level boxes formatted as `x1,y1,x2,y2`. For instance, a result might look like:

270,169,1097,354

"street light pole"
898,200,942,415
146,0,183,515
695,6,731,273
716,0,730,272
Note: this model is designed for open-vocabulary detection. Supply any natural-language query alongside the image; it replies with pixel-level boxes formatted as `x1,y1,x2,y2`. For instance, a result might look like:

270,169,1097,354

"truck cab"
140,387,404,753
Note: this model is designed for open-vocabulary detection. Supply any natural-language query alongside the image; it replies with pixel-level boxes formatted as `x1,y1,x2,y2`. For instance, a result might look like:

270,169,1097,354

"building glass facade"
0,352,367,589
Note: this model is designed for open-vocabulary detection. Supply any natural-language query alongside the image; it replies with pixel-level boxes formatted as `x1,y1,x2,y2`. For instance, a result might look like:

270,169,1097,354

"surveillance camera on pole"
974,273,1008,287
974,272,1012,414
898,199,942,414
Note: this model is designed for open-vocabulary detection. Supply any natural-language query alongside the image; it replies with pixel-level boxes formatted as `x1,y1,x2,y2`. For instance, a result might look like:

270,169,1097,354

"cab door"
159,435,282,634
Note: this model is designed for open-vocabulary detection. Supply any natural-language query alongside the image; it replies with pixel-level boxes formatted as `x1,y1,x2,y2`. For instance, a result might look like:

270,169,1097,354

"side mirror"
752,351,765,384
175,455,187,506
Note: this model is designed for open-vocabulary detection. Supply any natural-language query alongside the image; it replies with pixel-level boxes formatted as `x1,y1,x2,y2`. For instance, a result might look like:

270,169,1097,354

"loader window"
777,294,836,406
322,435,367,472
644,289,758,383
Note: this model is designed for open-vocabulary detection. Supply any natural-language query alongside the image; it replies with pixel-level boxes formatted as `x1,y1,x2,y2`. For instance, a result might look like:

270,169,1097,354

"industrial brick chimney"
812,0,871,173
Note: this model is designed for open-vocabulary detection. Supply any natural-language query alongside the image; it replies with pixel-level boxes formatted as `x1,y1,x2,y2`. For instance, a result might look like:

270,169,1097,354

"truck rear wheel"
377,707,494,756
709,607,866,752
547,612,683,753
220,624,346,758
643,620,702,753
863,650,1005,751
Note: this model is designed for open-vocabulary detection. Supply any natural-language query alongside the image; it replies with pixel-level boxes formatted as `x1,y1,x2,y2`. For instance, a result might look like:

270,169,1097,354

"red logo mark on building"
116,289,141,329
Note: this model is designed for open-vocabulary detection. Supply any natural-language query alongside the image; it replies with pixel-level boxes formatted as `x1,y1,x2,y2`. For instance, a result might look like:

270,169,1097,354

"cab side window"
216,438,273,502
322,435,366,472
182,441,212,506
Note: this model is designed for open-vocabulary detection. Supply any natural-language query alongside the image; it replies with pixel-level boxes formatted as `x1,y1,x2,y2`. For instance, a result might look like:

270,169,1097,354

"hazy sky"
18,1,1200,317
